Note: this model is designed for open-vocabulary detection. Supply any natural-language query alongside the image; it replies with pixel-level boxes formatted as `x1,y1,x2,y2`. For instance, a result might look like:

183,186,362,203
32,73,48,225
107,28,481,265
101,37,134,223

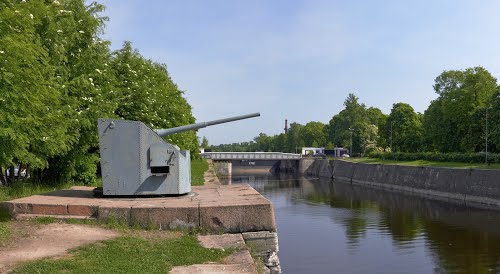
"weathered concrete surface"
198,234,246,249
242,231,279,255
204,159,221,185
467,169,500,205
242,231,281,274
332,159,355,180
278,159,299,173
307,160,500,207
298,158,315,174
213,161,232,177
171,234,257,274
300,159,333,178
5,184,276,233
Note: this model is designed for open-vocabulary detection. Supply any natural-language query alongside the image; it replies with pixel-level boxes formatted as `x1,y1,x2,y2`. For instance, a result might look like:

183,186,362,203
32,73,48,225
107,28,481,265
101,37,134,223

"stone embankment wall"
281,159,500,207
213,161,232,177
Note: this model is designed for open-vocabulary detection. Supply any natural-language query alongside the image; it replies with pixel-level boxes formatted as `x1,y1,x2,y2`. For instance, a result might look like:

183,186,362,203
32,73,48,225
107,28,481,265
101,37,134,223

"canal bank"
282,159,500,208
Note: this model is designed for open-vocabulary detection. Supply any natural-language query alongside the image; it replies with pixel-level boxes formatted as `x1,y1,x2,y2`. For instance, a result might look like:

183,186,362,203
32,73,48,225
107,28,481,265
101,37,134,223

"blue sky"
98,0,500,145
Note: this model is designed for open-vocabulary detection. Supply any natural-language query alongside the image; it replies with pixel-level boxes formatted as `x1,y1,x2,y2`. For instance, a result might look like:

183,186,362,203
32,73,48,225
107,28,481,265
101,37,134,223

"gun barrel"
156,112,260,137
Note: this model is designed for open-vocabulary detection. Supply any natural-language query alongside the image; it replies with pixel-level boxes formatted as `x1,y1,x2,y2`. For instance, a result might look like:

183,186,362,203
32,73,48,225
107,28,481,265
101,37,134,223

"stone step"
14,213,97,221
170,263,257,274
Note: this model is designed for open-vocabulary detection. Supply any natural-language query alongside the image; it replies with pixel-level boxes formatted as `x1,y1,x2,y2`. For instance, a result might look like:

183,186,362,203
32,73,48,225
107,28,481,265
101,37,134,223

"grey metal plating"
97,113,260,196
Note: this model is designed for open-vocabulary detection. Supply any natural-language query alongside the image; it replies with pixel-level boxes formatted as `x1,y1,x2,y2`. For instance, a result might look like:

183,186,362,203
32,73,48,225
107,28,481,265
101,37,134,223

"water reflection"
221,170,500,274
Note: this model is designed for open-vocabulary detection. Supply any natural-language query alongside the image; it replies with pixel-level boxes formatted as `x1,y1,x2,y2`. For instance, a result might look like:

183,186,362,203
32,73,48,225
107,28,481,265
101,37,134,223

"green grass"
0,209,10,244
345,157,500,169
32,216,58,225
49,216,149,231
15,235,230,273
0,181,75,202
191,158,209,186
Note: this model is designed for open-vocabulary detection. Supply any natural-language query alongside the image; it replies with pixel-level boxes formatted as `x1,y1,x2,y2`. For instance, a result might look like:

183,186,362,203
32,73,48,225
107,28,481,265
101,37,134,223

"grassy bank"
345,157,500,169
0,158,228,273
191,158,209,186
15,234,229,273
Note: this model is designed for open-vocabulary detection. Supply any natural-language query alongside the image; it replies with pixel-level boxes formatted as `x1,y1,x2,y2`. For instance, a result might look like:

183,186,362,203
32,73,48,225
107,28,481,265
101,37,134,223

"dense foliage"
0,0,198,185
210,66,500,163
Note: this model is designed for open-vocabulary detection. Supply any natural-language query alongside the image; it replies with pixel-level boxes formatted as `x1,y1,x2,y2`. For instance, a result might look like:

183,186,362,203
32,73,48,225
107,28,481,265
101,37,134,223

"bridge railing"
200,152,302,160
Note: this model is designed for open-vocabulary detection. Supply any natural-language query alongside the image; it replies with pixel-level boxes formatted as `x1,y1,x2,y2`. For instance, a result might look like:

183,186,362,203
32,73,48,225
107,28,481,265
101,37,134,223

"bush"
367,151,500,164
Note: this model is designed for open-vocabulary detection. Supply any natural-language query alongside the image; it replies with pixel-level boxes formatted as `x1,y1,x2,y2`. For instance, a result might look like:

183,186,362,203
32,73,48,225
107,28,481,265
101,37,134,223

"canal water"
220,170,500,274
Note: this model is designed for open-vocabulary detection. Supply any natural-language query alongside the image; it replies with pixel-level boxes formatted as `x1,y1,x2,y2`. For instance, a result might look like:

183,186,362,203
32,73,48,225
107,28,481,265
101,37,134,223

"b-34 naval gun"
97,113,260,196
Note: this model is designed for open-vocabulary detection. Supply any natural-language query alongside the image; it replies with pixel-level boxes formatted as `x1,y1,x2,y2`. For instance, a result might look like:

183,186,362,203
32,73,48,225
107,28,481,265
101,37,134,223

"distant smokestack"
284,119,288,134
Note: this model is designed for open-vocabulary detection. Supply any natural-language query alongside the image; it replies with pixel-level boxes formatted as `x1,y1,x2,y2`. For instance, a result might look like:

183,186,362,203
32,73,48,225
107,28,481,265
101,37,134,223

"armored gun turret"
97,113,260,196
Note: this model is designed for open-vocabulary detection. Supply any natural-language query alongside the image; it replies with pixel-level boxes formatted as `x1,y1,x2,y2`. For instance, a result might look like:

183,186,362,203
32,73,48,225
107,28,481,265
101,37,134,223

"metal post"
349,128,353,156
486,108,489,165
390,121,393,158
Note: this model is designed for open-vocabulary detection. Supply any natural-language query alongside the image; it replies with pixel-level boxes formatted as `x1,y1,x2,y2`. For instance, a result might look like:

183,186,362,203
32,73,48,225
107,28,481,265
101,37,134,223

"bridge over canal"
200,152,301,160
200,152,302,176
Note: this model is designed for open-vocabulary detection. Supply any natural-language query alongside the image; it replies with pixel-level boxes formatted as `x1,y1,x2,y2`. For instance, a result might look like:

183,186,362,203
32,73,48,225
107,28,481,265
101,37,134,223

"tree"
366,107,387,152
0,0,76,183
40,0,117,184
0,1,201,184
488,90,500,153
286,122,305,153
253,133,272,152
110,42,199,157
269,133,287,152
382,103,423,152
423,67,497,152
326,94,378,155
200,136,209,148
302,121,327,147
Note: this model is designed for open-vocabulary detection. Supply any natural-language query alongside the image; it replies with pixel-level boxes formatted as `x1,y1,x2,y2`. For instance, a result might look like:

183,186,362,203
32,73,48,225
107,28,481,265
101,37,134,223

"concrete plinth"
4,184,276,233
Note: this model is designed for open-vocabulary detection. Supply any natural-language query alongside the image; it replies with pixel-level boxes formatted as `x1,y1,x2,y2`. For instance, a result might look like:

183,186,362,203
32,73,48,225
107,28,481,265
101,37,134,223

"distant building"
199,148,212,154
325,148,349,157
302,147,349,157
301,147,324,156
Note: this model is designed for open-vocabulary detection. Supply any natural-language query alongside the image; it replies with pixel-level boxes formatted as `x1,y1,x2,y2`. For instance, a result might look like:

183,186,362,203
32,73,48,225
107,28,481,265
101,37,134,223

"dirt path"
0,222,119,273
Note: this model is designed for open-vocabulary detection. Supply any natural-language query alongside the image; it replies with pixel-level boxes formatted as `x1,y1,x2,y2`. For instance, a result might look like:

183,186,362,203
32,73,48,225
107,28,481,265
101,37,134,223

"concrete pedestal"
4,185,276,233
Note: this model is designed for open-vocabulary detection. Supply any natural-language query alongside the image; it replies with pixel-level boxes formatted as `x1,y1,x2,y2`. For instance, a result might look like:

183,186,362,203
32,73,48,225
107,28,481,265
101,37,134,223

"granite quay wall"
213,161,232,177
281,159,500,207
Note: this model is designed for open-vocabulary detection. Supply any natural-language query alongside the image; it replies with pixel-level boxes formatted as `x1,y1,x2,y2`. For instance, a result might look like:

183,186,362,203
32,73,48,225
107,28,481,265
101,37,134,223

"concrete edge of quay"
281,158,500,209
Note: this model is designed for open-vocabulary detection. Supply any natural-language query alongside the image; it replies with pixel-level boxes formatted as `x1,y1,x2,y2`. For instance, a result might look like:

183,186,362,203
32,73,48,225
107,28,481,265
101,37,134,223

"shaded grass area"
15,234,230,273
346,157,500,169
0,209,10,244
191,158,209,186
0,182,76,202
31,215,163,233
